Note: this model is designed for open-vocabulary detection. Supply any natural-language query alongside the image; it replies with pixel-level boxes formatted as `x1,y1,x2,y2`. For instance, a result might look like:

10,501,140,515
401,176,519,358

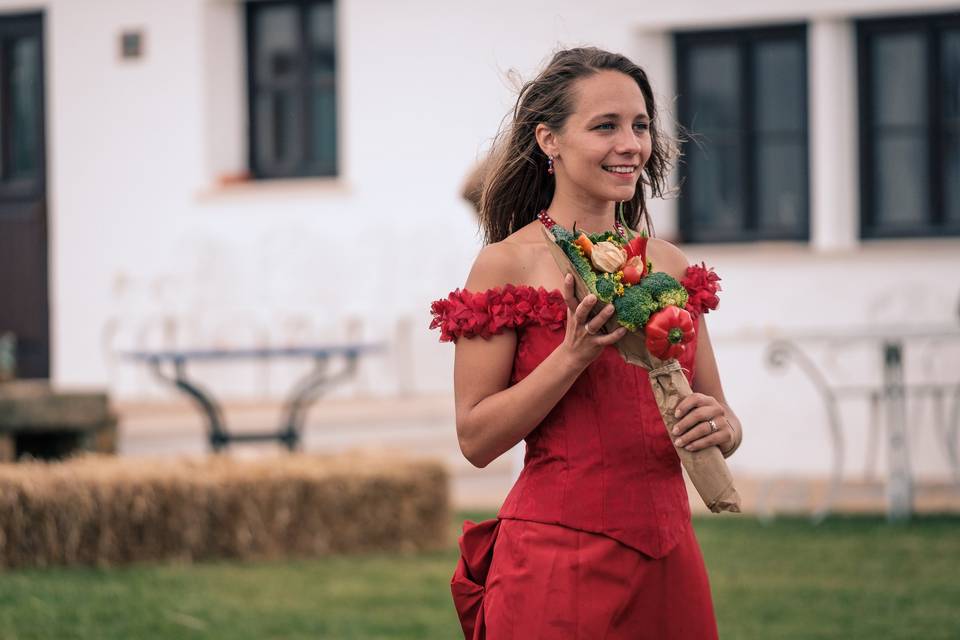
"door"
0,13,47,379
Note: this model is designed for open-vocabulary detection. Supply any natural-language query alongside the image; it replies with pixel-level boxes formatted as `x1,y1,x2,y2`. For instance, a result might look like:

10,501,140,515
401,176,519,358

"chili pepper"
574,232,594,258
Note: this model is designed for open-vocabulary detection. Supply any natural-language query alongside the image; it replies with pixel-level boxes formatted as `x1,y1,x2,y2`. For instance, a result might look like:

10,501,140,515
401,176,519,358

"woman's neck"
545,188,617,234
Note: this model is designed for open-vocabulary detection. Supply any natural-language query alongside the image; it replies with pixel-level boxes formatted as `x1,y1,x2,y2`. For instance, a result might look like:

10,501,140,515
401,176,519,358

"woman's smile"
602,164,638,180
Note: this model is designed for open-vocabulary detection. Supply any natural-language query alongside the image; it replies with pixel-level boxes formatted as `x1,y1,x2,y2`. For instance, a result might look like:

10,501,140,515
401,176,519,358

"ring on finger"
584,325,596,335
708,419,719,433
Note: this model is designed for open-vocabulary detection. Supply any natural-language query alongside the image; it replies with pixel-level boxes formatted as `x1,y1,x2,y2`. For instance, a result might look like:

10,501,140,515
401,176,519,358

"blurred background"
0,0,959,637
5,0,958,511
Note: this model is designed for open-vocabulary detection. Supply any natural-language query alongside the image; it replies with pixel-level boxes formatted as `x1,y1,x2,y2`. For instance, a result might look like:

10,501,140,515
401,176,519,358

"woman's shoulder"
465,222,549,291
646,237,690,282
645,238,723,319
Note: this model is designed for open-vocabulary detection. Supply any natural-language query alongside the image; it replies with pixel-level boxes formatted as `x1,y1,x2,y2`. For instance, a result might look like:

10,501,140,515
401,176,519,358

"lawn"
0,512,957,639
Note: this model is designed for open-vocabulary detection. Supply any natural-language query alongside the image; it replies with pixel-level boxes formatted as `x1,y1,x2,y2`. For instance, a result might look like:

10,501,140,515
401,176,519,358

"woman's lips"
603,165,637,180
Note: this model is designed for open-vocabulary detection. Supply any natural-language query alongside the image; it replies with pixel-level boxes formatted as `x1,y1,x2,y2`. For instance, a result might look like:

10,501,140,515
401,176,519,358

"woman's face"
551,70,652,205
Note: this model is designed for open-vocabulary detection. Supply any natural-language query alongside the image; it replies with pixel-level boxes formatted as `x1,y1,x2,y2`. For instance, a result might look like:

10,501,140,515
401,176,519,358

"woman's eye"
595,123,615,130
634,123,650,132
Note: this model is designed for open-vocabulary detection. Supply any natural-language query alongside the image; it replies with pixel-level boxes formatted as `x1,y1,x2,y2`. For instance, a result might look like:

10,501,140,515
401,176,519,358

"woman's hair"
479,47,679,245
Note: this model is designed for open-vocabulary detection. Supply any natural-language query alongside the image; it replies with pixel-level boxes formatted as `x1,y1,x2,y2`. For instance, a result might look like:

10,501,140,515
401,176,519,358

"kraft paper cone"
541,225,741,513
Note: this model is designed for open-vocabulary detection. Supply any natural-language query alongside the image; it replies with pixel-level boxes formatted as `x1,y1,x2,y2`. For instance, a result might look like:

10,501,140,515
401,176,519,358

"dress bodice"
430,264,721,558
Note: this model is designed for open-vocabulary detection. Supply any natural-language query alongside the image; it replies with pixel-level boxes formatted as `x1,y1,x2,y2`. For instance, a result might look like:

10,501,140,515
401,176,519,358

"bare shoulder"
648,237,690,282
464,241,524,291
464,220,553,291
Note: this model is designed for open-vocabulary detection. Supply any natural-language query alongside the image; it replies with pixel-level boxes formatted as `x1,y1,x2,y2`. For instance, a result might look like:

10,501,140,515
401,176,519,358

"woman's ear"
535,123,559,159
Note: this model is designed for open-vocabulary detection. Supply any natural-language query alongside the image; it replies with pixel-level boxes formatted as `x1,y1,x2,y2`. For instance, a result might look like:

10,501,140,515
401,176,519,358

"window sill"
676,236,960,260
195,175,351,203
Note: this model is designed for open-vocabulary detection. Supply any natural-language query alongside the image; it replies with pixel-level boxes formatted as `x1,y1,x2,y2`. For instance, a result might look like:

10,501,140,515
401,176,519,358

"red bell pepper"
645,306,695,360
624,236,648,263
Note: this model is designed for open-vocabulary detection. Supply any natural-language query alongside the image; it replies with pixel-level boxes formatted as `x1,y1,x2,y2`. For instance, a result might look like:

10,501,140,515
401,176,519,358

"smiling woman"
432,47,741,639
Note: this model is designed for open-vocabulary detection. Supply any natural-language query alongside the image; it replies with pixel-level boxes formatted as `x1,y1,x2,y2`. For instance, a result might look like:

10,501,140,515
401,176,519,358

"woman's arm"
454,243,626,468
682,316,743,457
647,239,742,457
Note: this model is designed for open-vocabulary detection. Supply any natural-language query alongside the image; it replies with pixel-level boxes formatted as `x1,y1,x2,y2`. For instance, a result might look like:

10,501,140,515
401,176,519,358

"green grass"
0,513,957,639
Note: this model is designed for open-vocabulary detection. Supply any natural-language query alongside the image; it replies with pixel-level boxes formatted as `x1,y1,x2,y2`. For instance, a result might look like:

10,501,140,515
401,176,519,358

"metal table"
763,326,960,521
124,343,385,452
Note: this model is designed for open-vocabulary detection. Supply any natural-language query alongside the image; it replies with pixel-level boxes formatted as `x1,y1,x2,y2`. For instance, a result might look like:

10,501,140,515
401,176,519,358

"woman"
430,47,742,639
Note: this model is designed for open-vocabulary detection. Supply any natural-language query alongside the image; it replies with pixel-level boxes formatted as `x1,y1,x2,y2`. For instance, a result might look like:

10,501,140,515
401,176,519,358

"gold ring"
708,419,719,433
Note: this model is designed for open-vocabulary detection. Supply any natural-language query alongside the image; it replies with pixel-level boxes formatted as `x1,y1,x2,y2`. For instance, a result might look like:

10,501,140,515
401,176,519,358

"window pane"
309,87,336,171
255,90,303,174
872,32,927,127
10,36,41,178
687,140,744,236
754,39,804,133
943,30,960,124
946,133,960,224
309,2,335,78
944,31,960,225
756,140,805,232
253,5,299,86
874,134,929,227
687,44,740,130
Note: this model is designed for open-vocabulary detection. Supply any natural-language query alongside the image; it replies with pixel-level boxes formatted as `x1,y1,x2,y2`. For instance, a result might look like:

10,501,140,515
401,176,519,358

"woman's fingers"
679,421,735,452
596,326,628,345
573,293,598,326
561,273,578,312
584,304,615,334
672,405,719,436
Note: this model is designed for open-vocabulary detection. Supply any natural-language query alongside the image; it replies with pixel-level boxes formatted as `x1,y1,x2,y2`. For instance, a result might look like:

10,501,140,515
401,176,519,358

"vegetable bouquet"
541,215,741,513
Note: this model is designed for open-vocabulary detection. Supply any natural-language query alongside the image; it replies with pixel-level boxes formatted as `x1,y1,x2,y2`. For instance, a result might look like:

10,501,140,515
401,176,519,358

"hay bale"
0,452,449,569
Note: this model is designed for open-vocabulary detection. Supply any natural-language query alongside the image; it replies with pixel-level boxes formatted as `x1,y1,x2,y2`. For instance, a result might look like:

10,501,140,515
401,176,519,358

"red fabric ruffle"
450,519,501,639
429,285,566,342
429,265,721,342
682,262,721,320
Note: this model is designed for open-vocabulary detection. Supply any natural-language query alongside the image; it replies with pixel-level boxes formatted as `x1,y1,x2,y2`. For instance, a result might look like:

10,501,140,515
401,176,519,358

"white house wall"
1,0,958,478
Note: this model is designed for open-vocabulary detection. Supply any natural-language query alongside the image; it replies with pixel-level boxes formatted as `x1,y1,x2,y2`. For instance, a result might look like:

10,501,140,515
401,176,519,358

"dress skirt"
451,518,718,640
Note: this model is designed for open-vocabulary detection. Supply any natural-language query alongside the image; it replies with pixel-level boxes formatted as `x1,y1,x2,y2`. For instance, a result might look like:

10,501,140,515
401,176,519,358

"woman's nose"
615,129,642,154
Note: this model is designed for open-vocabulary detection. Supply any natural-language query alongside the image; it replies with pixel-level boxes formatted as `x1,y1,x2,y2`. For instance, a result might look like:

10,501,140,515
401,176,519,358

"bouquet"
541,215,740,513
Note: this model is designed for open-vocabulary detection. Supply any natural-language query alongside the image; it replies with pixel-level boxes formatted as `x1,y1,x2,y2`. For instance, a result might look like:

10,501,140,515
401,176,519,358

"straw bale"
0,451,449,569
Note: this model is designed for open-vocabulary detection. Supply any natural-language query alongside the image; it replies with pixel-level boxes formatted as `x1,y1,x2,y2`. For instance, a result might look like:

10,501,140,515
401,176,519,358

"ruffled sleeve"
429,284,566,343
681,262,722,321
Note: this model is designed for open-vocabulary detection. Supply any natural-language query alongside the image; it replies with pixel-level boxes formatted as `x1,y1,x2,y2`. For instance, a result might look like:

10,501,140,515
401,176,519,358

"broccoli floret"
639,272,689,309
595,273,617,303
613,285,658,331
658,288,689,310
550,225,575,243
558,239,598,292
587,231,621,245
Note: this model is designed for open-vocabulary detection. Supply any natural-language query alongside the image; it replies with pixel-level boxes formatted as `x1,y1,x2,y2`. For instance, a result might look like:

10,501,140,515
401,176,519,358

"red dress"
430,264,722,640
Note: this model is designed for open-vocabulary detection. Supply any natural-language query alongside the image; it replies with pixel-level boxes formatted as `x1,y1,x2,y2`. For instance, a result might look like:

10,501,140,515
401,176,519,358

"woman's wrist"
552,343,590,378
720,417,741,458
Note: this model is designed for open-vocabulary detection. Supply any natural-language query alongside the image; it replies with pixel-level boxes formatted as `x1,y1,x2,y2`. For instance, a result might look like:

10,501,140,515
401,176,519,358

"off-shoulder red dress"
430,263,722,640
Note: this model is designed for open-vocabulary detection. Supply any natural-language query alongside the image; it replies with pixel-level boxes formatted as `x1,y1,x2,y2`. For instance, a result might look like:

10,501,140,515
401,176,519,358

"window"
675,25,809,243
858,12,960,238
246,0,337,179
0,13,45,199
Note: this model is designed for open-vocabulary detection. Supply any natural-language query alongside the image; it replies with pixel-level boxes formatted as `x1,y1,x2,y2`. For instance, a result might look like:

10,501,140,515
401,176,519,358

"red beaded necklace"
537,209,626,238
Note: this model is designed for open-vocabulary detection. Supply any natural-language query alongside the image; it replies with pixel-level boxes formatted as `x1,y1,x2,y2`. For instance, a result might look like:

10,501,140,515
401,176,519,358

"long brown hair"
479,47,679,245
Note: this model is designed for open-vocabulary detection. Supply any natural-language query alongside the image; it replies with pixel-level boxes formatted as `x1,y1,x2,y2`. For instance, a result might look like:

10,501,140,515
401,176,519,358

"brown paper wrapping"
541,225,741,513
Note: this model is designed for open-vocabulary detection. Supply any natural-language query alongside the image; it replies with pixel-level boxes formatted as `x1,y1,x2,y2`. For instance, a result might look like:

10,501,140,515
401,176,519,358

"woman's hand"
671,392,736,453
558,273,627,371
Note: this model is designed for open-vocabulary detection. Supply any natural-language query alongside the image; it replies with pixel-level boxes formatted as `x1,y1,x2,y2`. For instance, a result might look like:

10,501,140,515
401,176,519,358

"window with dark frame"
246,0,337,179
675,25,809,243
858,12,960,239
0,14,45,198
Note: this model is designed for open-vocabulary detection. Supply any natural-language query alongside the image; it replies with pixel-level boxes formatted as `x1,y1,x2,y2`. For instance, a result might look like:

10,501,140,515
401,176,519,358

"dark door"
0,13,47,379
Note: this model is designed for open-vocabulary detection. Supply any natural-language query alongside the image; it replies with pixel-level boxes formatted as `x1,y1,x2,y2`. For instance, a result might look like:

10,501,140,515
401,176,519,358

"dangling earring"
547,155,555,175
